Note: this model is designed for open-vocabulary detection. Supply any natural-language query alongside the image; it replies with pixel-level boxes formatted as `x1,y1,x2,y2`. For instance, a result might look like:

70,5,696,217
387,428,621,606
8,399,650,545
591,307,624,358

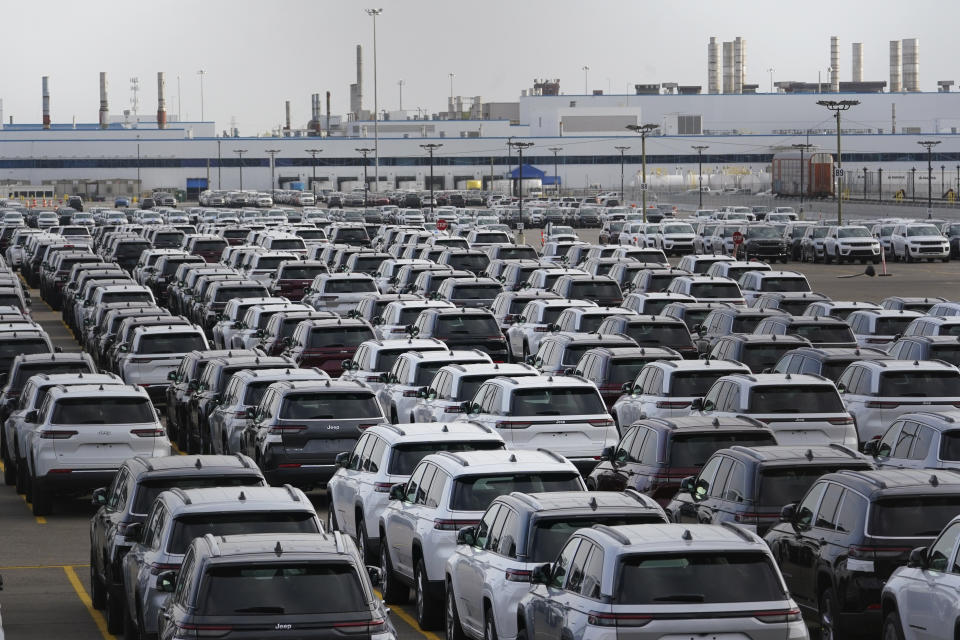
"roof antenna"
589,496,598,510
195,458,203,469
509,453,517,462
682,529,693,541
238,491,246,501
930,474,940,487
274,541,283,556
805,449,814,461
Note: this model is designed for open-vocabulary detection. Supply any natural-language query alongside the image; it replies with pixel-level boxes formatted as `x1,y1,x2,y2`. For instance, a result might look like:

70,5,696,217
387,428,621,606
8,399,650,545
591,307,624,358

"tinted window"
874,318,916,335
690,283,741,298
51,397,154,424
879,371,960,397
307,326,374,348
749,385,843,413
214,287,266,302
731,316,765,333
624,324,692,347
168,512,317,554
451,285,502,299
325,279,376,294
450,473,582,511
435,315,500,336
9,362,92,391
669,432,777,467
280,392,381,420
790,324,855,344
386,441,503,475
510,387,605,416
608,359,660,387
760,278,810,293
569,281,621,299
869,496,960,537
136,333,206,354
279,266,326,280
940,431,960,461
670,371,740,397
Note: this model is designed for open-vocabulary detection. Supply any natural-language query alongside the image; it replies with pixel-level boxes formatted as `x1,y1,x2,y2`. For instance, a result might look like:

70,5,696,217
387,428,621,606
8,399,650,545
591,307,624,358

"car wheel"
415,558,442,630
484,605,499,640
445,584,467,640
31,477,52,516
90,549,107,609
105,588,125,634
873,257,881,264
882,611,905,640
516,624,529,640
15,459,27,495
943,257,951,263
824,251,833,264
122,601,137,640
818,587,838,640
356,516,371,563
379,538,409,604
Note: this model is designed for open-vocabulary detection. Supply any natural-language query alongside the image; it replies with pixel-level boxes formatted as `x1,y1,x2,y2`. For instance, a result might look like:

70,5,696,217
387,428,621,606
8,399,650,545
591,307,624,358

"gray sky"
4,0,957,135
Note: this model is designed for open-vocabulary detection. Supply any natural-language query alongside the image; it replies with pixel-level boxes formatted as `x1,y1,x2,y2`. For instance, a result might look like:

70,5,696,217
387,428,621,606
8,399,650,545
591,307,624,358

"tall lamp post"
356,147,375,206
614,146,630,205
548,147,562,197
420,143,442,216
305,148,322,194
626,123,659,222
582,66,589,94
365,8,383,196
234,149,248,191
508,141,534,228
197,70,206,121
791,143,813,212
398,80,404,111
136,141,141,200
691,145,709,209
817,99,859,225
918,140,941,218
265,149,280,201
216,139,222,190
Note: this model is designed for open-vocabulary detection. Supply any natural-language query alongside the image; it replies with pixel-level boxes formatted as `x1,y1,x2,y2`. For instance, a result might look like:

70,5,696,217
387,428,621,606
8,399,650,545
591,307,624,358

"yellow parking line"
0,563,89,570
0,460,45,524
375,590,443,640
63,565,116,640
171,443,186,456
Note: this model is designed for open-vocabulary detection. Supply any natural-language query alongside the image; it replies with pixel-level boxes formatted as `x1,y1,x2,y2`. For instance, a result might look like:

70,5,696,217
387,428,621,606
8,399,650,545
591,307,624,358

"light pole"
626,123,659,222
692,145,709,209
448,73,455,115
509,141,534,228
791,143,813,211
356,147,375,205
614,146,630,205
506,137,514,196
918,140,941,218
582,66,589,94
548,147,562,197
136,141,141,200
420,143,443,216
398,80,404,111
863,166,868,201
234,149,247,191
216,139,222,190
197,70,205,121
817,99,859,225
766,67,774,93
305,148,322,194
265,149,281,201
365,8,382,195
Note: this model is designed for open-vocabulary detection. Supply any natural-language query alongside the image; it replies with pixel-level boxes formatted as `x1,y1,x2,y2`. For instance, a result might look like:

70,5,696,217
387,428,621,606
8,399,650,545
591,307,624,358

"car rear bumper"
38,469,117,494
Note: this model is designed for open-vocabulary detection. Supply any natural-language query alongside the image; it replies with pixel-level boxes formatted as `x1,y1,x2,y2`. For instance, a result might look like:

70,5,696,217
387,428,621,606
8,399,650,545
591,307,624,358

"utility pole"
420,143,443,216
692,145,709,210
398,79,404,111
791,143,813,212
234,149,248,191
548,147,562,197
817,99,859,225
365,8,383,195
614,146,630,205
582,66,589,94
216,139,222,190
265,149,281,201
305,148,322,194
918,140,941,219
356,147,375,206
626,123,659,222
508,141,534,229
197,70,206,121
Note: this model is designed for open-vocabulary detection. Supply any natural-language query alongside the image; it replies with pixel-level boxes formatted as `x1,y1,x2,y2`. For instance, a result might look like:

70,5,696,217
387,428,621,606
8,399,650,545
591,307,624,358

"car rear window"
350,256,387,274
869,496,960,537
569,281,621,299
198,562,367,616
435,315,500,337
10,362,92,390
690,283,741,298
879,371,960,397
388,440,504,475
930,346,960,367
748,385,843,413
758,465,868,507
447,255,490,273
510,387,605,416
495,247,537,260
136,333,206,354
739,344,798,372
306,326,373,348
760,278,810,293
0,339,50,360
268,239,306,251
168,512,318,554
780,300,815,316
102,291,153,304
215,287,268,302
450,472,582,511
324,279,377,294
132,476,264,515
669,432,776,467
451,284,502,299
251,256,288,271
670,371,743,397
615,552,786,604
335,228,369,243
279,266,326,280
874,317,916,335
193,240,228,252
51,397,154,424
280,392,382,420
623,323,692,347
530,514,665,562
790,324,855,344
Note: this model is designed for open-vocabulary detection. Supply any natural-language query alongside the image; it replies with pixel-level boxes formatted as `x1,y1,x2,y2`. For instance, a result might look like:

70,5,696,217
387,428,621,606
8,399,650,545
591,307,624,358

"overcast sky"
3,0,957,135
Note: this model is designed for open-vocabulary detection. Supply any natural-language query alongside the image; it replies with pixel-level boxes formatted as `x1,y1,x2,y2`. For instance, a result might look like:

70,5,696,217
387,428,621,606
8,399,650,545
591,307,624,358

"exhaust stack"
284,100,291,135
830,36,840,92
42,76,50,129
99,72,108,129
852,43,863,82
157,72,167,129
326,91,331,137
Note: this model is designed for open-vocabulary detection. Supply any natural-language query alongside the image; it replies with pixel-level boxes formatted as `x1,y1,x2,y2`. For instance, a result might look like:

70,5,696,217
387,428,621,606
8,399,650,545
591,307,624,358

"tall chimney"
326,91,331,137
99,72,108,129
889,40,902,92
733,37,743,93
350,44,364,120
707,37,720,94
830,36,840,92
42,76,50,130
722,41,734,94
284,100,291,134
852,43,863,82
156,72,167,129
902,38,919,92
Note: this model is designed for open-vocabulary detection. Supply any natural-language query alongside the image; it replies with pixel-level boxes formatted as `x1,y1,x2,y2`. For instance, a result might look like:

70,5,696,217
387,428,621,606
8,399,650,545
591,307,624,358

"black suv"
887,335,960,366
88,454,265,631
765,468,960,638
412,308,509,363
551,274,623,307
596,314,697,358
773,346,891,382
668,444,873,536
587,416,776,506
708,333,812,373
733,223,789,263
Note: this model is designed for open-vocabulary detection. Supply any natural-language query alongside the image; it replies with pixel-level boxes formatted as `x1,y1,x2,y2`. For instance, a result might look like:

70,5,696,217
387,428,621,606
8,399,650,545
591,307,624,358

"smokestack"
830,36,839,92
722,41,734,94
902,38,919,92
733,37,743,93
852,43,863,82
889,40,902,92
157,72,167,129
326,91,331,137
284,100,291,134
707,37,720,94
99,72,108,129
350,44,364,120
42,76,50,130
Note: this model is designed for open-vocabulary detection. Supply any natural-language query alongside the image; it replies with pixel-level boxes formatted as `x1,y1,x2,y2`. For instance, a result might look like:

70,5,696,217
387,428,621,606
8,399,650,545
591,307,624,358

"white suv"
116,323,209,406
374,300,455,340
838,359,960,445
378,449,585,630
340,338,449,393
412,363,539,423
822,225,882,264
692,372,857,448
505,299,598,362
890,222,950,262
458,375,618,474
328,421,505,562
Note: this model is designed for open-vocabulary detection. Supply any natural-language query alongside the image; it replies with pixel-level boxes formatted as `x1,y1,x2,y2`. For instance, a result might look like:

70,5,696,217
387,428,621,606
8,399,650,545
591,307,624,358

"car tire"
379,539,409,604
824,251,833,265
122,601,137,640
415,558,442,630
873,257,881,264
818,587,838,640
105,588,125,634
516,624,529,640
90,550,107,609
484,605,499,640
882,611,905,640
445,584,467,640
15,459,27,495
357,516,371,564
32,478,52,516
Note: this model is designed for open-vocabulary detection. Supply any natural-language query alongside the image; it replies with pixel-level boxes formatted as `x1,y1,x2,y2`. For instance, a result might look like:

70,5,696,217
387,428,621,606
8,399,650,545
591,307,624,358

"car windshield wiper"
652,594,705,603
234,606,285,614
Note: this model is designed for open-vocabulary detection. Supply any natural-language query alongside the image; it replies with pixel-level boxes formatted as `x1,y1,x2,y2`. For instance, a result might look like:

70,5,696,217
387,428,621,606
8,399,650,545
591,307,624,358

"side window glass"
638,429,658,465
836,368,855,393
928,521,960,572
348,434,369,471
702,382,723,411
367,438,386,473
550,539,581,589
426,470,446,508
106,468,127,511
633,368,650,394
709,458,734,498
797,482,827,528
893,422,917,458
579,546,604,599
564,541,592,593
416,465,436,505
694,456,723,500
814,484,843,530
497,510,520,558
174,549,194,606
836,491,866,535
910,425,934,461
774,355,792,374
723,462,746,502
627,428,647,463
405,464,426,502
486,507,509,552
877,423,901,458
475,505,500,549
614,428,638,464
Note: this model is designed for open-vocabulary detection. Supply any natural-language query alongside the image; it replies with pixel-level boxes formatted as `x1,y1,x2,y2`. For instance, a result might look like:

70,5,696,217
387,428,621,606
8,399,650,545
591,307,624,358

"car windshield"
869,496,960,537
838,227,871,238
136,333,206,354
690,283,741,298
760,278,810,293
878,371,960,397
450,472,582,511
387,440,504,475
669,432,776,467
280,392,381,420
623,323,692,347
569,281,621,299
670,371,743,397
325,279,376,294
51,397,154,424
168,512,318,554
790,324,854,344
510,387,605,416
307,326,374,348
749,385,843,413
615,552,786,604
907,226,941,237
747,227,780,239
759,466,866,507
198,562,367,616
435,315,500,336
131,476,264,515
663,224,693,234
530,514,665,562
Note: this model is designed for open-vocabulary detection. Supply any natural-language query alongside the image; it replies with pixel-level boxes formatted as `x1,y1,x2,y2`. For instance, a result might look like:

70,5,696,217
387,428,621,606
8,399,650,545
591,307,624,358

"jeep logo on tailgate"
275,623,292,630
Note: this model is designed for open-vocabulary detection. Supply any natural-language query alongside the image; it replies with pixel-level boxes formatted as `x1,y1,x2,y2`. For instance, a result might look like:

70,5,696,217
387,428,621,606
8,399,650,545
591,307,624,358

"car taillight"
268,425,307,434
533,326,550,332
434,518,479,531
175,623,232,637
149,562,181,575
849,544,912,559
826,417,854,425
278,463,302,468
504,568,532,582
866,401,900,408
374,482,393,493
495,420,532,429
40,430,78,439
402,390,419,397
656,400,691,409
587,612,652,627
132,428,165,437
753,608,802,624
334,618,386,633
445,406,463,413
389,328,407,333
734,512,779,522
588,419,615,428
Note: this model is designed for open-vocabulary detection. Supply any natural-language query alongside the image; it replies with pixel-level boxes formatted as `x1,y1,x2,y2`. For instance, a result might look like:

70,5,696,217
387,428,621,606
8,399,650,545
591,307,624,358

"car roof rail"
464,420,494,433
828,443,861,458
720,521,758,542
203,533,221,557
591,524,631,545
132,455,155,472
535,448,568,464
169,487,192,505
282,484,301,502
435,451,470,466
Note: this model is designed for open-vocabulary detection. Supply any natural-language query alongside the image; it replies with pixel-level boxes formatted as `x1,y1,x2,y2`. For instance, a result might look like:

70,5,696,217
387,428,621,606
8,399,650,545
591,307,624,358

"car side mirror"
25,410,37,423
862,439,878,456
366,565,383,587
417,387,430,400
620,382,632,394
405,325,420,337
456,525,478,546
335,452,350,468
124,522,143,543
91,487,108,507
599,446,614,462
156,570,177,593
680,476,696,494
378,372,391,384
908,546,928,569
779,503,797,524
167,371,178,382
690,398,703,411
530,563,552,585
342,359,354,371
388,483,406,501
836,383,846,393
371,315,382,325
